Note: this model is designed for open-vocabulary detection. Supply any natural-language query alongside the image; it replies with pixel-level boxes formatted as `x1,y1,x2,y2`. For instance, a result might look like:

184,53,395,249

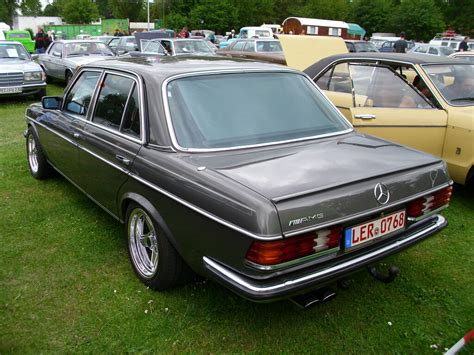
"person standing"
34,27,48,54
394,32,408,53
459,37,469,52
227,29,237,40
178,27,190,38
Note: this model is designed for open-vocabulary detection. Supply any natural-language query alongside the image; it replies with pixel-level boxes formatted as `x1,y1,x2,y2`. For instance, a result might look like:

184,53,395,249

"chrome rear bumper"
203,214,447,301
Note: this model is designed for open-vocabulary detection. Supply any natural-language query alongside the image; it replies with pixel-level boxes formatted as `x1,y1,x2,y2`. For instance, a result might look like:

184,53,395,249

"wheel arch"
120,192,180,251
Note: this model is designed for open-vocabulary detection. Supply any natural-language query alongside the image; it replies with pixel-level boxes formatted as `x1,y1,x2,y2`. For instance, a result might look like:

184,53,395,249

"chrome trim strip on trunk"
203,215,446,295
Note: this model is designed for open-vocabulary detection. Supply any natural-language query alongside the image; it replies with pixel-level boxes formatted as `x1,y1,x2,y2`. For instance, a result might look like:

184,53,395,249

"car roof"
52,40,105,43
84,56,296,82
0,40,23,45
305,52,466,77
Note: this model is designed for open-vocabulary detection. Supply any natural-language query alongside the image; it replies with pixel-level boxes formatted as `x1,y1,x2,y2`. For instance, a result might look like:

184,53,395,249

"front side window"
423,64,474,105
428,47,438,55
315,63,351,93
49,43,63,56
232,41,245,51
93,74,135,130
166,72,351,149
350,65,432,108
64,71,101,115
141,40,166,54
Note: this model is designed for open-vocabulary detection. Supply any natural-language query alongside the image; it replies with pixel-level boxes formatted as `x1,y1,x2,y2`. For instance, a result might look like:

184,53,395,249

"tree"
231,0,276,28
188,0,237,34
390,0,445,41
20,0,42,16
0,0,17,26
60,0,100,24
294,0,351,21
349,0,394,36
108,0,145,22
43,2,60,16
443,0,474,36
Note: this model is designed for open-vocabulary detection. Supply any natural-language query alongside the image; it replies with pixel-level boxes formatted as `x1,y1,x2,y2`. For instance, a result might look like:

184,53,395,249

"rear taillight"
245,226,342,266
407,186,453,218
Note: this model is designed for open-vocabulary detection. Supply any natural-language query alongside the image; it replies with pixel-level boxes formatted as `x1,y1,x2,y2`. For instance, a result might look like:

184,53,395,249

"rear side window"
92,73,140,138
64,71,101,115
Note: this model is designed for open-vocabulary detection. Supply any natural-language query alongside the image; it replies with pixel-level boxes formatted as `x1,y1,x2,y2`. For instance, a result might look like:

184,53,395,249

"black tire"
65,70,73,85
34,88,47,101
26,127,53,180
125,202,192,290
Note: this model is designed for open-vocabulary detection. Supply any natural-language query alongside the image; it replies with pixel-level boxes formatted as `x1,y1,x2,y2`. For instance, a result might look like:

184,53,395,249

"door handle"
354,114,376,120
115,154,131,166
73,132,81,139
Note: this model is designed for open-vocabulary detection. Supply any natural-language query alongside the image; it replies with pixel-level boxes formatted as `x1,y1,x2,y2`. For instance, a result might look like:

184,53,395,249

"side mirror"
31,54,39,60
52,51,61,57
42,96,62,110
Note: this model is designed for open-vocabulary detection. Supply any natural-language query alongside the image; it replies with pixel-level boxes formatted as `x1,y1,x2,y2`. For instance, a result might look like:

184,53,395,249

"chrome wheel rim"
128,208,159,278
27,134,39,173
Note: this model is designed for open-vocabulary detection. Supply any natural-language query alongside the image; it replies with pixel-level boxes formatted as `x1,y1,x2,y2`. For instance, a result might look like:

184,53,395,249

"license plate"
344,210,406,249
0,87,22,94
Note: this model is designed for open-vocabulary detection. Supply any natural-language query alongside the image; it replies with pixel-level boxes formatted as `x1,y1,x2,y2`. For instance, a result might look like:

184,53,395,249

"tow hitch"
368,264,400,283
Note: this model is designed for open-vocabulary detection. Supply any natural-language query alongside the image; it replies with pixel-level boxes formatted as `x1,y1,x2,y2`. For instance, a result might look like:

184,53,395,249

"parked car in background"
25,56,451,302
378,40,415,52
217,39,285,64
409,44,454,57
75,34,91,40
430,35,474,51
90,35,116,44
0,41,46,99
107,37,121,53
38,40,115,84
136,38,216,56
305,53,474,185
345,40,378,53
239,26,274,39
449,51,474,62
3,30,35,53
114,36,138,55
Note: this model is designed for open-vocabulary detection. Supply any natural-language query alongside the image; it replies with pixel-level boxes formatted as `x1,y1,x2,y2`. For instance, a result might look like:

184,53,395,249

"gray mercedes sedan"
24,56,452,303
0,41,46,99
37,40,114,84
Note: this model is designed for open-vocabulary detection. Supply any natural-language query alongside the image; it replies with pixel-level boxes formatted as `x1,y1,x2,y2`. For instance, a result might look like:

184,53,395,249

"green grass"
1,84,473,353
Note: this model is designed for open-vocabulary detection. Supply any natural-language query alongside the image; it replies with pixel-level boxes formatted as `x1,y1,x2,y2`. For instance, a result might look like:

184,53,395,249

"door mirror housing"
42,96,62,110
52,51,61,57
31,54,39,60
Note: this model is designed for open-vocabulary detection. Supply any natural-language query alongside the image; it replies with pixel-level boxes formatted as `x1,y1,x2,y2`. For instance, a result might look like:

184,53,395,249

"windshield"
173,40,214,55
256,41,282,52
423,64,474,105
0,43,29,60
65,42,114,57
354,42,378,52
166,72,351,150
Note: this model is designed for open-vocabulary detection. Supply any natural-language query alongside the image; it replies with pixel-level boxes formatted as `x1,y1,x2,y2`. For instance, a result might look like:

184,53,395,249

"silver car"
0,41,46,99
38,40,114,84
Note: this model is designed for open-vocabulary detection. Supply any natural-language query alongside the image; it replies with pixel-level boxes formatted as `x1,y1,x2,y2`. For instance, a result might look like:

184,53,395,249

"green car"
4,30,35,53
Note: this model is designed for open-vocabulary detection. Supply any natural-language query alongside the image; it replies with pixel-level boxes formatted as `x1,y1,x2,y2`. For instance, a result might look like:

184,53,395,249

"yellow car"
303,53,473,186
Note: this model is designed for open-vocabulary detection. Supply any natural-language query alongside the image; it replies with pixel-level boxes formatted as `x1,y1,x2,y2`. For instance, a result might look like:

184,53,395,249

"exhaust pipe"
290,287,336,309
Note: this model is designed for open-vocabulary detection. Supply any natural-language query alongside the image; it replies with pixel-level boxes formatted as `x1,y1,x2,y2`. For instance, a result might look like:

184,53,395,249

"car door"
41,42,62,79
37,70,102,183
78,71,142,215
315,62,448,157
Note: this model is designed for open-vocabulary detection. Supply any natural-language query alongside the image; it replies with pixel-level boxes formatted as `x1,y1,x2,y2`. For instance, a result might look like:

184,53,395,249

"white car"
409,44,454,57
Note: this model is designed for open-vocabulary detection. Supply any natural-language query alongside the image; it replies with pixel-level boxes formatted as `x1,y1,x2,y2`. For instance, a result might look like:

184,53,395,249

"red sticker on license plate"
345,210,406,249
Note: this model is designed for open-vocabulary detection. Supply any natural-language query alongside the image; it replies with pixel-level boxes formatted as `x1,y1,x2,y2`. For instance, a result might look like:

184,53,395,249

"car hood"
65,55,115,66
183,133,449,234
0,60,42,73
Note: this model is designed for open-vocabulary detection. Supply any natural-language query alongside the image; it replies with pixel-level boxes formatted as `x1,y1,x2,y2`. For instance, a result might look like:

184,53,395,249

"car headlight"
24,71,44,81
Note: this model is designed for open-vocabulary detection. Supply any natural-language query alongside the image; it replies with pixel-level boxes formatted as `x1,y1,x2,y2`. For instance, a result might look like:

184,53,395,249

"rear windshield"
166,72,351,150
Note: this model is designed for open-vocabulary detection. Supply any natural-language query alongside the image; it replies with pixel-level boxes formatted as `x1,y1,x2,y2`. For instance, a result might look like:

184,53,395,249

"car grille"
0,72,23,87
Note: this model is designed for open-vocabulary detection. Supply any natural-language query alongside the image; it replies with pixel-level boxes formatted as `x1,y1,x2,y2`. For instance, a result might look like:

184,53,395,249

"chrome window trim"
161,69,353,152
64,67,146,145
282,181,452,237
203,215,446,294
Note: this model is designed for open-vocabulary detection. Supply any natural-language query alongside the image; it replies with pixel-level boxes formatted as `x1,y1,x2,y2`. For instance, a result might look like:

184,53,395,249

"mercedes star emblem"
374,183,390,205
